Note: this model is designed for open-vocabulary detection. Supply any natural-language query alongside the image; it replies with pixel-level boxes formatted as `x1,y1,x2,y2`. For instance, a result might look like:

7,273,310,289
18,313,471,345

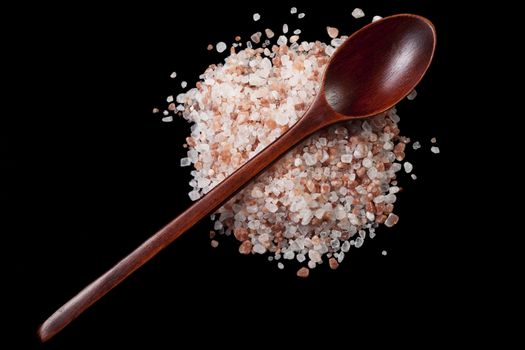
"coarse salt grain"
162,116,173,122
431,146,440,154
298,13,305,19
290,7,297,14
352,8,365,18
403,161,413,173
372,15,383,22
327,26,339,39
170,72,177,79
181,81,187,88
407,89,417,100
253,13,260,21
216,42,227,53
412,141,421,150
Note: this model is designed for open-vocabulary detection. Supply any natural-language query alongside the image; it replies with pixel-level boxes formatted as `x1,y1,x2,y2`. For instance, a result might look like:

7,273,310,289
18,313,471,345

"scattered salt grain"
372,15,383,22
297,267,309,278
282,24,289,34
293,29,301,35
411,174,417,180
382,250,387,256
152,108,159,114
290,7,297,14
328,257,339,270
384,213,399,228
277,262,284,269
290,35,299,43
181,81,187,88
277,35,288,46
352,8,365,18
298,13,305,19
253,13,260,21
412,141,421,150
166,95,174,103
327,26,339,39
216,42,227,53
180,157,191,167
188,190,200,201
265,28,275,38
403,162,413,173
170,72,177,79
431,137,437,143
211,240,219,248
431,146,440,154
206,44,213,51
161,116,173,122
407,89,417,100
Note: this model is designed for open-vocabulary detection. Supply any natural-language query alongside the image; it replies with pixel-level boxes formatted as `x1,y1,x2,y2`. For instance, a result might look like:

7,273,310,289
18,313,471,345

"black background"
6,1,478,348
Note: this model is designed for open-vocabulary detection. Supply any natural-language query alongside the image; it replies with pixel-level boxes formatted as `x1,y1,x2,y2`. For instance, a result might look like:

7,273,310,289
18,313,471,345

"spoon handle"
38,100,331,342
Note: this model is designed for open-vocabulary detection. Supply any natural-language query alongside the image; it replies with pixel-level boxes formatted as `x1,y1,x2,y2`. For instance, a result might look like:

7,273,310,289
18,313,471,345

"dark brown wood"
38,14,435,342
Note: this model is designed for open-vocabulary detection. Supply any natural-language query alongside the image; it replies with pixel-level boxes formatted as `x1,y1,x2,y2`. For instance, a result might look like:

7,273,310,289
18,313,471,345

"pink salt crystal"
329,257,339,270
211,240,219,248
326,26,339,39
297,267,310,278
384,213,399,227
239,241,252,255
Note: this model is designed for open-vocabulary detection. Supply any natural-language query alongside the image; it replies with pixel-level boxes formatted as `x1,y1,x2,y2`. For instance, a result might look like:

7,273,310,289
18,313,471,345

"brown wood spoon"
38,14,436,342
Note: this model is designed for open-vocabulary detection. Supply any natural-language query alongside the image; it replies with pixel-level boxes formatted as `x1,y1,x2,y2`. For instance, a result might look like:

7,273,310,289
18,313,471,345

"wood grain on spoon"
38,14,435,342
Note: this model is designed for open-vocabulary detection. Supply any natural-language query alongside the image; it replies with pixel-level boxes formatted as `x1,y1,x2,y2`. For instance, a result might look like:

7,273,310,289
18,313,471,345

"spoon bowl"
38,14,436,342
324,14,436,117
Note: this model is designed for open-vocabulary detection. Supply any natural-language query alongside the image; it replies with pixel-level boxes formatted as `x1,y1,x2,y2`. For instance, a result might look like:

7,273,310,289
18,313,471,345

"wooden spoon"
38,14,436,342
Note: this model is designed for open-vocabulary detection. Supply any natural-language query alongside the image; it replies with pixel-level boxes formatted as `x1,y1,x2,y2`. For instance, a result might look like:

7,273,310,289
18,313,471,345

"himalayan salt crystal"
298,13,305,19
290,7,297,14
352,8,365,18
308,249,321,263
282,24,288,34
253,13,260,21
251,32,262,44
412,141,421,150
275,113,289,126
403,161,413,173
326,26,339,39
265,28,275,38
170,71,177,79
239,240,252,254
384,213,399,227
372,15,383,22
431,137,437,143
211,240,219,248
206,44,213,50
329,257,339,269
162,116,173,122
290,35,299,43
341,154,353,163
431,146,440,154
152,108,159,113
297,267,309,278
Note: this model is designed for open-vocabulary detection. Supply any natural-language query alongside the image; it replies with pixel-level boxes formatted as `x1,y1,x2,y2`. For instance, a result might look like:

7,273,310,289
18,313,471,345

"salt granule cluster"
160,9,439,276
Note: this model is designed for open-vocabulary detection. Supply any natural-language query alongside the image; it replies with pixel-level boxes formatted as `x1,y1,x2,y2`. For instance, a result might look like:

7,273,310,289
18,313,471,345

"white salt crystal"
325,45,335,56
431,137,437,143
277,262,284,269
403,162,413,173
251,32,262,43
411,174,417,180
253,13,260,21
341,154,352,163
290,7,297,14
181,81,187,88
283,251,295,260
293,29,301,35
407,89,417,100
180,157,191,167
352,8,365,18
216,42,227,53
277,35,288,46
166,95,174,103
308,250,321,263
275,113,289,126
372,15,383,22
297,253,306,262
283,24,288,33
431,146,440,154
298,13,305,19
384,213,399,228
170,71,177,79
294,158,302,167
161,116,173,122
303,152,316,166
412,141,421,150
253,243,266,254
382,250,387,256
188,190,200,201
